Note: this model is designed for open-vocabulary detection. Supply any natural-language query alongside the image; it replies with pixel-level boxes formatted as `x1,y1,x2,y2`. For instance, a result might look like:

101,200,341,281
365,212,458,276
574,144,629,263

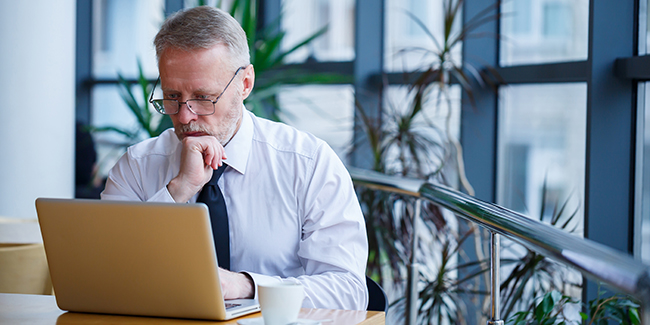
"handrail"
349,167,650,324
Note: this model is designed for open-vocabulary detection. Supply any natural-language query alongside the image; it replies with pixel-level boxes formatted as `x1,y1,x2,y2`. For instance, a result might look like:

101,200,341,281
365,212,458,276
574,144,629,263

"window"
92,0,162,79
384,0,451,72
463,0,638,308
90,0,164,177
638,83,650,263
543,2,571,37
75,0,644,309
635,0,650,263
277,85,355,158
500,0,588,66
512,0,532,35
281,0,355,63
497,83,586,232
277,0,356,159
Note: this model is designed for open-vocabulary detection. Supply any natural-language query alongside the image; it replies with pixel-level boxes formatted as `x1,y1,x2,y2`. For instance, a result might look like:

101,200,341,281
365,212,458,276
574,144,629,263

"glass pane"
637,1,650,264
382,85,461,182
637,83,650,263
497,83,586,233
91,84,155,177
384,0,457,72
92,0,164,79
281,0,355,63
277,85,355,159
644,0,650,55
500,0,589,66
497,83,586,316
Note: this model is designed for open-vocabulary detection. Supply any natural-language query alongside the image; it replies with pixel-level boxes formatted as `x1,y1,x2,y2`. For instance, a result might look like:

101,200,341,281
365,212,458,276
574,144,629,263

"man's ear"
240,64,255,100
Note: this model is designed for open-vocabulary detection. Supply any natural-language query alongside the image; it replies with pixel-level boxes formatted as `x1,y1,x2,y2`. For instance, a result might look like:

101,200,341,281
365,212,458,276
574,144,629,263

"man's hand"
167,136,227,203
219,268,255,300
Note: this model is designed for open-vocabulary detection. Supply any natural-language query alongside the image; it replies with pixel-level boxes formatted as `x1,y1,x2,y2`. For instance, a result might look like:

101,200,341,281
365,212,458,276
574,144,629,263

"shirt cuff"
148,186,177,202
241,272,283,300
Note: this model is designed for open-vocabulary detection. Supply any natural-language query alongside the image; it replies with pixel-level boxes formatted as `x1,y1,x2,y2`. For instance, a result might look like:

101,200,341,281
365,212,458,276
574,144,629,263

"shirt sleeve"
245,143,369,311
100,149,176,203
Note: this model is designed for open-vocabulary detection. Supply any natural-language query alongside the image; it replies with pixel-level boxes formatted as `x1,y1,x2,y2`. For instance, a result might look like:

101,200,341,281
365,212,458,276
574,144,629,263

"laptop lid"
35,198,259,321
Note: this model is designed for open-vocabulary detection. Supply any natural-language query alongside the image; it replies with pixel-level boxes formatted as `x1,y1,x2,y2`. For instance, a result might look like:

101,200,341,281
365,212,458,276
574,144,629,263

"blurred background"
1,0,649,322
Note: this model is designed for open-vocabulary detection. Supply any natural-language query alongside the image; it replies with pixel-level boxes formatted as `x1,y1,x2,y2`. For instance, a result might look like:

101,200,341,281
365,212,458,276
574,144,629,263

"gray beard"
173,108,242,146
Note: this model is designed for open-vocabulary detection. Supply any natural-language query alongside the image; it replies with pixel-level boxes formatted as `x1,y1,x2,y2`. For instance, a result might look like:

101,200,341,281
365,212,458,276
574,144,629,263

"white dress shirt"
101,106,369,310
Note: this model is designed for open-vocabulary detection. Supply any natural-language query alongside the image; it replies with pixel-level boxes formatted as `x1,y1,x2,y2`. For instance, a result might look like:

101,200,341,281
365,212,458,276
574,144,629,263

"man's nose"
177,101,198,124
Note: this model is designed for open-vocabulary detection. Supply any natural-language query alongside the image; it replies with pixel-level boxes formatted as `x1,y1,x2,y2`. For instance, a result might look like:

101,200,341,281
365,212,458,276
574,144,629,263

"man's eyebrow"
160,86,179,93
160,87,220,96
193,86,220,94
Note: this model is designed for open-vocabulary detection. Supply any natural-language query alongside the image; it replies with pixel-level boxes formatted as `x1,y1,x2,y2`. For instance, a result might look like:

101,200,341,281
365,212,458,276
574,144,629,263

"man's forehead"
159,50,232,79
158,45,232,68
160,82,219,94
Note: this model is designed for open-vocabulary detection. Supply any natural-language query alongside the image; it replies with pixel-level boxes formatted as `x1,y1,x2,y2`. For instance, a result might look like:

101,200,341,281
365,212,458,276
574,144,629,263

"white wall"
0,1,76,219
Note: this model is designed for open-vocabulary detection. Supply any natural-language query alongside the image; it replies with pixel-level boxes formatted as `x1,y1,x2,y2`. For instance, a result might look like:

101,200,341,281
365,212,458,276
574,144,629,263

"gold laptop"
35,198,260,320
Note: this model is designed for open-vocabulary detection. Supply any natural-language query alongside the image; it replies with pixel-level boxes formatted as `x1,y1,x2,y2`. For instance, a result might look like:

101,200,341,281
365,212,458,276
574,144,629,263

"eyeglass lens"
150,66,245,116
153,99,215,115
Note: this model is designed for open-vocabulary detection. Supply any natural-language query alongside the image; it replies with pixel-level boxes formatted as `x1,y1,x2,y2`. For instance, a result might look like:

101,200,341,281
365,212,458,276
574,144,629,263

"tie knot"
206,164,228,186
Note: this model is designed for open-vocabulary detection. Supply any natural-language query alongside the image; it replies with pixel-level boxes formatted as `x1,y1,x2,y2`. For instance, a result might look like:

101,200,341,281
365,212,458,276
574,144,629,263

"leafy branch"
507,289,640,325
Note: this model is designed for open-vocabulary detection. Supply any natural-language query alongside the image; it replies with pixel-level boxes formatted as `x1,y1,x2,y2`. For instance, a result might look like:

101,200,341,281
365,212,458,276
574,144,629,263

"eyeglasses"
149,66,245,116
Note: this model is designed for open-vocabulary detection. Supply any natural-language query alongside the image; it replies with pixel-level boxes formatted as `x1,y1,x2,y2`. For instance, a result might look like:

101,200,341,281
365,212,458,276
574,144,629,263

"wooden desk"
0,293,385,325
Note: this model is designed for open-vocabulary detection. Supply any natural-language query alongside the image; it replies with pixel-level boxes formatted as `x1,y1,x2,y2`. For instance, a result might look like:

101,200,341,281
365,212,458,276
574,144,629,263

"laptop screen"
35,198,259,320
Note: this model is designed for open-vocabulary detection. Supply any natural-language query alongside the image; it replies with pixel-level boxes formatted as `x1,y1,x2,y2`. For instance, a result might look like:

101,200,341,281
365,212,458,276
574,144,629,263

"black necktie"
196,164,230,270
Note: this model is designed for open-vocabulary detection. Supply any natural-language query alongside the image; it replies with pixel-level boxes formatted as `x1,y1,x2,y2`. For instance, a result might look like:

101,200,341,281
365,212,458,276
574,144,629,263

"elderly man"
101,6,368,310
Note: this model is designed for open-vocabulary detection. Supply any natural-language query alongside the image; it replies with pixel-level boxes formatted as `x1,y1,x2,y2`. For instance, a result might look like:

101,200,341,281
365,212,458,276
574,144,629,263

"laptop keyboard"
225,303,241,309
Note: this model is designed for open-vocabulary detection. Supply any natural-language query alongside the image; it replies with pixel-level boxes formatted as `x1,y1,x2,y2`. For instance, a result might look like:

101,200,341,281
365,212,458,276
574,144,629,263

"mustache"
176,123,212,135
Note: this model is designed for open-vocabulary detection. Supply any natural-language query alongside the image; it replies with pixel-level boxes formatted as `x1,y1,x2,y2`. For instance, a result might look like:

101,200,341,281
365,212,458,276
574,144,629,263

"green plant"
400,0,502,193
357,184,490,324
356,97,459,286
507,290,579,325
355,0,500,317
584,289,640,325
393,228,489,325
92,60,172,145
207,0,349,121
499,178,582,320
507,289,640,325
92,1,339,164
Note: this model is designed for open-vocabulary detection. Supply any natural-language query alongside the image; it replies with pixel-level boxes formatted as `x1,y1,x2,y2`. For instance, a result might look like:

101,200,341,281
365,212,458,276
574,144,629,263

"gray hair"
154,6,250,69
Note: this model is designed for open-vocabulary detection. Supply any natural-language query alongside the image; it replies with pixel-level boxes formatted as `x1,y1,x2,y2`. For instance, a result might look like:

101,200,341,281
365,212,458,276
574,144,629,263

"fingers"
168,136,227,203
202,145,217,169
218,268,229,298
184,136,226,169
202,140,227,170
218,268,235,299
218,268,255,300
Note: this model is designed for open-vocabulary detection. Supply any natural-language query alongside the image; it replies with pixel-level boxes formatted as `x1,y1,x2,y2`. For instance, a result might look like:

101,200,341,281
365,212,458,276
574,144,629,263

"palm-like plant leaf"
217,0,339,121
116,73,147,136
499,182,582,320
93,59,172,143
354,1,504,323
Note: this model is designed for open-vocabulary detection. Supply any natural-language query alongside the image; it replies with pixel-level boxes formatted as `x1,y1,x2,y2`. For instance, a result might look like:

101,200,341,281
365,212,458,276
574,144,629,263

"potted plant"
355,0,501,323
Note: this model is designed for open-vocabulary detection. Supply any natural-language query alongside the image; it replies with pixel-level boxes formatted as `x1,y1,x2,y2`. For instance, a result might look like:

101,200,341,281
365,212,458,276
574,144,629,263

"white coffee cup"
258,283,304,325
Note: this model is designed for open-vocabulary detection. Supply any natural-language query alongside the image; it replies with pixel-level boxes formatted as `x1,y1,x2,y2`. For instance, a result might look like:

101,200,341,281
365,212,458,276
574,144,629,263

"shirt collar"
223,104,252,175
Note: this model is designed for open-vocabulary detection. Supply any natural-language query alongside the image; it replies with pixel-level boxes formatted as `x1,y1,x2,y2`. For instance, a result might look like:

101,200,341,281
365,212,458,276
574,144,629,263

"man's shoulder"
250,113,326,160
127,128,180,160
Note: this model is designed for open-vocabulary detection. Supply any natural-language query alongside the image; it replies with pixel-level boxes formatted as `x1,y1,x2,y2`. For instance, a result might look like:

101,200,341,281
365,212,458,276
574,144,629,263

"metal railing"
349,167,650,325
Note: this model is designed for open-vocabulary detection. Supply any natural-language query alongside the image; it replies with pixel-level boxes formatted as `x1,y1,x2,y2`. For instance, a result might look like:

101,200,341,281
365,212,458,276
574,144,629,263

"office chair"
0,243,52,295
366,276,388,312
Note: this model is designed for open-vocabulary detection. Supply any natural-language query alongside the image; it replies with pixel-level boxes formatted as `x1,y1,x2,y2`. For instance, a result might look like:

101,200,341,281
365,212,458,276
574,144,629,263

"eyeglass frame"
148,66,246,116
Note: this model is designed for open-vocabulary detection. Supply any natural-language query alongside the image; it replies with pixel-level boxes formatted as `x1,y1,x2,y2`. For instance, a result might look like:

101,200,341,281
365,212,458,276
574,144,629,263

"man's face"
158,45,248,145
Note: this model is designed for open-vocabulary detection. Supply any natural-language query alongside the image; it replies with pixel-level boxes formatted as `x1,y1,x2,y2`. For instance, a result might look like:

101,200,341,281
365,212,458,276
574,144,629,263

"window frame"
75,0,644,307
